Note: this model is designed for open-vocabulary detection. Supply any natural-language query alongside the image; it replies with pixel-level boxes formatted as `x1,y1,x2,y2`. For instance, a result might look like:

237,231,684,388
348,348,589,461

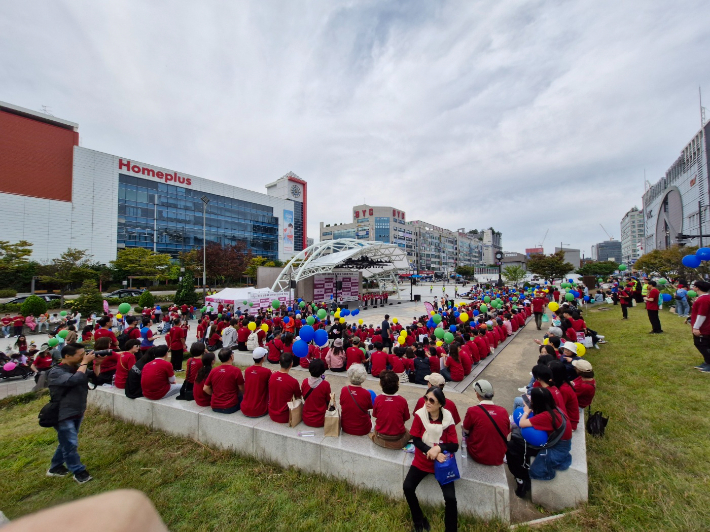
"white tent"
206,287,293,315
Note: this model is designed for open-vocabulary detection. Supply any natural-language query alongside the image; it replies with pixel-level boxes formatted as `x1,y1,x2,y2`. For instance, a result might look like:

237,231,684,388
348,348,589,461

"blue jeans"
212,403,240,414
676,299,689,317
2,325,10,337
529,438,572,480
50,417,85,473
36,321,48,333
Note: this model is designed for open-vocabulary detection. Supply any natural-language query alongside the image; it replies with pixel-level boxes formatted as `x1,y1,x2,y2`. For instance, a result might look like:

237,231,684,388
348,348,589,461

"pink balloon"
3,362,16,372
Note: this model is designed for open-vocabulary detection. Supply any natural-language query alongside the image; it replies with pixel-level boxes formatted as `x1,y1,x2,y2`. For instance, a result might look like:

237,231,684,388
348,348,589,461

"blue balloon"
352,309,359,316
568,278,573,283
283,316,290,324
454,311,460,318
287,307,292,312
301,319,307,325
521,427,548,447
662,293,672,302
682,254,702,268
314,329,329,347
473,310,480,316
513,407,525,426
583,295,590,302
293,340,309,358
368,389,377,404
450,325,457,333
300,325,315,343
697,248,710,261
341,309,350,316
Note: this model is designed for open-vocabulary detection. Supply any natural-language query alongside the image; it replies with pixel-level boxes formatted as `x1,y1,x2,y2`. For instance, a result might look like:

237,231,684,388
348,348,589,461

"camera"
93,350,112,358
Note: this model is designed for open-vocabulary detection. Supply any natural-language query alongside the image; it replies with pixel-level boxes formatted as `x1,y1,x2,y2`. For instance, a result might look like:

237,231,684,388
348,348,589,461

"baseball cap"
572,359,593,372
562,342,578,355
252,347,268,360
424,373,446,386
474,379,494,398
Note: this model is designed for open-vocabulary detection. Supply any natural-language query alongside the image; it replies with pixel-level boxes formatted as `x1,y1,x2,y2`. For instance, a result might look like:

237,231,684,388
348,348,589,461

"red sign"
119,159,192,186
355,210,360,218
525,247,544,255
369,208,373,215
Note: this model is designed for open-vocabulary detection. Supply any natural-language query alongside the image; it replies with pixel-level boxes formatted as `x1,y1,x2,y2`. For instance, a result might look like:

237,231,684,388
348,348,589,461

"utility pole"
699,87,707,248
201,196,210,302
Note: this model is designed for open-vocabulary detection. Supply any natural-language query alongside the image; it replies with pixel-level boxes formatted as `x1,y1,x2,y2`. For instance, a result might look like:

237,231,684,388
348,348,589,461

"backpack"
246,331,259,351
117,330,131,350
586,406,608,437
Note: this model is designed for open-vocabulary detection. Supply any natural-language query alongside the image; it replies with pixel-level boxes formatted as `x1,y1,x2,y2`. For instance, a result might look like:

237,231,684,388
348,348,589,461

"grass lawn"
0,304,708,531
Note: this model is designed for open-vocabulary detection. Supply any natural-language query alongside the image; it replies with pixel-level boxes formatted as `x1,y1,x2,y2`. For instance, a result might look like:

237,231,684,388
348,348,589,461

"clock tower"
265,171,308,252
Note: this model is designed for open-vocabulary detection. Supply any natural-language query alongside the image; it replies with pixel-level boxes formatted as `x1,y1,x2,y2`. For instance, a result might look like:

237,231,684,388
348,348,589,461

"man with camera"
46,343,95,484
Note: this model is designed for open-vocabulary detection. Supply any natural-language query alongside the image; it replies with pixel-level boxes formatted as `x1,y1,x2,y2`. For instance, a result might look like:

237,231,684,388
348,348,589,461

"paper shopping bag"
288,397,303,428
324,393,340,437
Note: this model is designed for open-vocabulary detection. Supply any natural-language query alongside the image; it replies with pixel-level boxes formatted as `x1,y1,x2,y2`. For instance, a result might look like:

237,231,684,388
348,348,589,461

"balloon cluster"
682,248,710,268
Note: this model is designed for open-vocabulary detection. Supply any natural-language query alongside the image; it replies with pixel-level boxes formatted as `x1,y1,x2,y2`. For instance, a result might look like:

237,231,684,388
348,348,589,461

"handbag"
324,393,341,437
288,396,303,428
582,336,593,348
38,384,70,428
433,452,460,485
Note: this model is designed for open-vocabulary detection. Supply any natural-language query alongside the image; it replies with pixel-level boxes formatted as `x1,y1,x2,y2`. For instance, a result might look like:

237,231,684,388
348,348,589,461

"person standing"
690,280,710,373
618,283,632,320
675,285,690,318
381,315,392,354
169,318,187,372
531,292,547,330
644,280,662,334
45,343,95,484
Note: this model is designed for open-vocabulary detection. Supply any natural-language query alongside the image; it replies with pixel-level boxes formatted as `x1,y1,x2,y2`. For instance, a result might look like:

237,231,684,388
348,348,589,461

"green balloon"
432,314,442,324
657,279,667,285
218,313,222,318
434,328,445,339
317,308,327,319
483,296,491,303
118,303,131,314
480,304,488,313
512,296,518,301
306,316,315,325
299,301,306,308
618,264,627,271
60,311,67,316
687,290,698,298
201,307,207,312
272,300,280,309
58,330,69,339
48,338,59,347
243,300,248,305
565,293,575,301
249,302,254,307
444,332,455,344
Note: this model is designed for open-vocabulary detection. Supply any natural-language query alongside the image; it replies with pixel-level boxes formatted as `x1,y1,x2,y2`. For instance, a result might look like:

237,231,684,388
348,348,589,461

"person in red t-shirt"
440,345,464,382
340,364,373,436
345,338,367,369
370,371,410,449
301,359,332,427
241,347,272,417
644,280,662,333
31,347,54,383
458,343,473,376
113,339,141,389
193,352,215,407
531,295,547,330
571,359,596,407
140,346,180,400
462,380,510,465
94,317,119,349
90,336,120,386
412,373,461,424
203,348,245,414
168,318,187,372
404,386,459,532
268,352,302,423
370,342,388,377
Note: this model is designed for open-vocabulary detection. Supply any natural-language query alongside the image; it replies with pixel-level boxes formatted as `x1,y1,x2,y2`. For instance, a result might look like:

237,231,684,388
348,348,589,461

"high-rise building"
266,172,308,253
592,240,622,262
555,247,581,269
481,229,503,265
319,205,408,248
620,206,645,264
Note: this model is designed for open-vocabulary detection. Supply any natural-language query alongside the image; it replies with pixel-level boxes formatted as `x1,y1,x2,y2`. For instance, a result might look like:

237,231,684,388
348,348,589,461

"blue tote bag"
434,452,460,485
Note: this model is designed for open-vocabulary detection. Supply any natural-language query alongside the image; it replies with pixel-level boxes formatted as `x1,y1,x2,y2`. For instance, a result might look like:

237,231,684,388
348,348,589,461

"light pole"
201,195,210,302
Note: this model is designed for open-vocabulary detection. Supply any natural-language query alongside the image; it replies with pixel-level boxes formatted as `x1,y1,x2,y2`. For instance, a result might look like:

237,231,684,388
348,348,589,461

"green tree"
138,290,155,309
174,271,199,306
179,242,251,286
39,249,98,304
455,266,475,278
244,256,269,283
21,295,48,317
0,240,36,291
111,248,172,282
72,279,104,316
502,265,527,285
633,245,709,280
576,261,620,276
527,251,574,282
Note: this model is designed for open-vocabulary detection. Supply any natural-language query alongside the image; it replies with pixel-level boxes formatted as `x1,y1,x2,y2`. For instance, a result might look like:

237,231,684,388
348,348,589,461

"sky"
2,0,710,257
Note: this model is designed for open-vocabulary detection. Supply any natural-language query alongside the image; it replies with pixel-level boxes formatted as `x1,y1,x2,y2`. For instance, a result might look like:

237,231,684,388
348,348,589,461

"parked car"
106,289,144,298
6,294,62,305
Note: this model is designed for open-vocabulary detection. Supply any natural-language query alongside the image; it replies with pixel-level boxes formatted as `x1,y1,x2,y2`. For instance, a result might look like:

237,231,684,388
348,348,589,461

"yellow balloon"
339,317,345,324
334,311,341,319
430,311,436,316
248,322,256,331
392,317,398,324
548,302,559,312
436,340,443,347
358,319,363,325
543,338,549,345
400,330,407,337
460,313,469,322
544,289,549,293
261,324,269,332
399,337,406,345
576,342,586,357
116,314,123,319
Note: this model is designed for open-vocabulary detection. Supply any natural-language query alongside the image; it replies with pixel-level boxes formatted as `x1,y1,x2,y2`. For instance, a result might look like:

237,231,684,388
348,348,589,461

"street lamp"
201,195,210,302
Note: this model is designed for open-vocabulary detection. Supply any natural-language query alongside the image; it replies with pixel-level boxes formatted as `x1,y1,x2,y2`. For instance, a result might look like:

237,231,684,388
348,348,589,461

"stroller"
1,352,35,380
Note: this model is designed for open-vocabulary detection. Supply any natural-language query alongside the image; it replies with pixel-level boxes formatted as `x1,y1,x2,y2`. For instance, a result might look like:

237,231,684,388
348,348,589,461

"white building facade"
620,206,645,265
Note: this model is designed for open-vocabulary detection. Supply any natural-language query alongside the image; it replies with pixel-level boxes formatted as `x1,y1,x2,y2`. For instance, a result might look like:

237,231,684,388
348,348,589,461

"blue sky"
2,0,710,256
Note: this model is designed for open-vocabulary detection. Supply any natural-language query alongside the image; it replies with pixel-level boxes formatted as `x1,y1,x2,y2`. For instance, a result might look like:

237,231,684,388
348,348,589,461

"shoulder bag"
347,386,370,418
477,405,508,444
38,383,71,428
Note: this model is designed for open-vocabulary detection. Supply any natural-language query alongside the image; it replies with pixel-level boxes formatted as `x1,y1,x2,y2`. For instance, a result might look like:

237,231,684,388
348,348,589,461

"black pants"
403,465,457,532
647,310,662,332
237,342,247,351
534,312,543,329
693,335,710,365
13,326,23,336
506,436,539,482
621,304,629,319
171,349,184,371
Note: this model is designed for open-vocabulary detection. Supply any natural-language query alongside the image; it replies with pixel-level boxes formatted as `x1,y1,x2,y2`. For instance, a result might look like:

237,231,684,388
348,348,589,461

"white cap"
252,347,268,360
562,342,578,355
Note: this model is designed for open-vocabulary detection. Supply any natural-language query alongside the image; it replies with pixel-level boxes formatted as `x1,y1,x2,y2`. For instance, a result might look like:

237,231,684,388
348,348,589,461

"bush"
138,290,155,309
0,303,21,313
134,306,142,314
174,271,198,307
72,280,104,316
0,289,17,298
20,295,48,317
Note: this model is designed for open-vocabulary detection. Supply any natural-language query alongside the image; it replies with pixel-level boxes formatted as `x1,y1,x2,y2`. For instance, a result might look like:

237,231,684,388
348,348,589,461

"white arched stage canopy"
271,239,409,295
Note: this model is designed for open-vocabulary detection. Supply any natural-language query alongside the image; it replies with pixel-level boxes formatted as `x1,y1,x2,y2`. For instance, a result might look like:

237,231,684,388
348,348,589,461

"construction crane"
600,224,615,240
538,228,549,249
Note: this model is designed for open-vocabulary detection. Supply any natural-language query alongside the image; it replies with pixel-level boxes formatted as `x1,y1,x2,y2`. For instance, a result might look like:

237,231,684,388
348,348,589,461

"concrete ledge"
0,378,36,399
86,386,510,521
530,425,588,511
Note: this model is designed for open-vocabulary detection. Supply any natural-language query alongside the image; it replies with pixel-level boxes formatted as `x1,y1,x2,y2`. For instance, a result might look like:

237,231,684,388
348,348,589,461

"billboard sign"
283,209,294,253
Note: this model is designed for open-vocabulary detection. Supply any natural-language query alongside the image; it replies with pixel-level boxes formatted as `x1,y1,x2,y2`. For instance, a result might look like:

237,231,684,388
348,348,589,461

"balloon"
521,427,548,447
548,302,559,311
293,340,309,358
306,316,315,325
299,301,306,308
575,342,586,357
339,317,345,324
473,310,480,317
340,309,349,317
434,328,445,339
48,338,59,347
218,313,222,318
243,300,248,305
261,324,269,332
400,330,407,337
484,296,491,303
444,332,455,344
58,330,69,339
460,312,469,322
480,305,488,313
430,311,436,316
565,293,575,301
271,300,280,309
358,319,363,325
662,293,672,302
118,303,131,314
688,290,698,298
248,322,257,331
287,307,292,312
300,325,315,343
657,279,667,286
583,295,590,302
697,247,710,261
433,314,442,324
314,329,328,347
368,390,377,403
682,254,701,268
116,314,123,319
334,312,341,320
436,340,443,347
392,317,398,324
513,407,525,426
60,311,67,317
58,337,65,344
3,362,16,372
352,309,359,316
449,325,457,333
618,264,627,271
317,309,327,319
543,338,549,345
249,302,254,307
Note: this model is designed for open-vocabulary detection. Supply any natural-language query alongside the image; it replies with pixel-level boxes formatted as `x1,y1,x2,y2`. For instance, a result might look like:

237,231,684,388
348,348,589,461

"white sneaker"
597,335,605,340
517,387,528,393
